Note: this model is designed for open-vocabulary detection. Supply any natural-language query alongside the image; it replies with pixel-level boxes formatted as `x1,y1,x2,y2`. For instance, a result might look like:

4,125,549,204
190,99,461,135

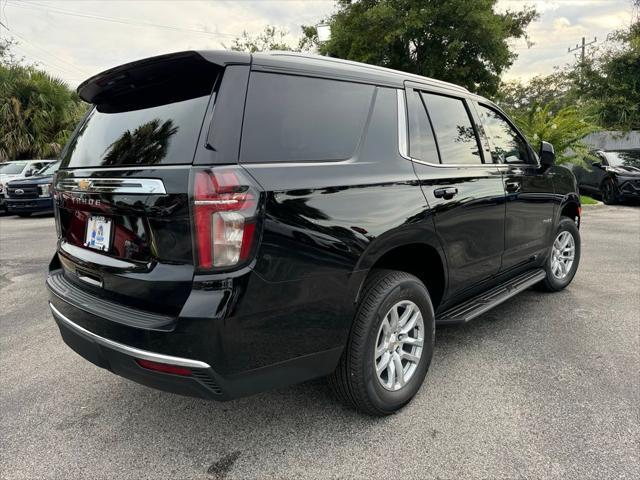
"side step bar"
436,268,546,325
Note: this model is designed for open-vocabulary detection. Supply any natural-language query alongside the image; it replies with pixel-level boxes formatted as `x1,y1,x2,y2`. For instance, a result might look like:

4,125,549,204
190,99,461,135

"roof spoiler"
77,50,250,104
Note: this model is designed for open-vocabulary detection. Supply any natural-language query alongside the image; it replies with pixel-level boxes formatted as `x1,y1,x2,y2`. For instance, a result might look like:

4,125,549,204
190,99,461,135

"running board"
436,268,546,325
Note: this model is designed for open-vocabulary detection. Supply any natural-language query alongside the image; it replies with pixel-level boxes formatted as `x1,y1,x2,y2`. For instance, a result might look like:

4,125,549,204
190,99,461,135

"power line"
11,44,86,81
6,27,90,75
8,0,237,40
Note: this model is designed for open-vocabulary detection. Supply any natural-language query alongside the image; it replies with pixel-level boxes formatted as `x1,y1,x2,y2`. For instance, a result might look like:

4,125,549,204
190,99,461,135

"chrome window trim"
49,303,211,369
396,88,499,169
61,165,189,172
56,178,167,194
397,89,410,159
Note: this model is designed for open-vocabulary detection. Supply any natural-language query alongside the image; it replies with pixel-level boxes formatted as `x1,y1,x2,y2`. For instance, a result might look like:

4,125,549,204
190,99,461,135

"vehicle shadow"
62,287,575,476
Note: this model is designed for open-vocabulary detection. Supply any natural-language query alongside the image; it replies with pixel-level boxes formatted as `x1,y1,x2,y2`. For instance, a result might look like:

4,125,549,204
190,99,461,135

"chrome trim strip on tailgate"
60,242,136,269
56,178,166,194
49,303,211,369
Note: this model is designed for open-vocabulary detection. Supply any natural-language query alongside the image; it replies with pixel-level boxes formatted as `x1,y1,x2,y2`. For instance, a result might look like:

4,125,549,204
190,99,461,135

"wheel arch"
353,239,447,312
558,193,581,226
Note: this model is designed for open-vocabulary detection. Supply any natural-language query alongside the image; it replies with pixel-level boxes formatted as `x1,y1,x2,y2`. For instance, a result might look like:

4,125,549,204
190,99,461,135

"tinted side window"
240,73,374,163
421,93,482,165
478,105,530,164
407,90,438,163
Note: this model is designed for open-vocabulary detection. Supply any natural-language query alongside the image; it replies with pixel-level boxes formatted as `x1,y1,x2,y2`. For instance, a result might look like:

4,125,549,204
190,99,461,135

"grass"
580,195,599,205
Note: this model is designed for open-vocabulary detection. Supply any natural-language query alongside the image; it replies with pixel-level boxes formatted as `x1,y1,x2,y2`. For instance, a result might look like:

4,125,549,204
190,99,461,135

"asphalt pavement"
1,206,639,480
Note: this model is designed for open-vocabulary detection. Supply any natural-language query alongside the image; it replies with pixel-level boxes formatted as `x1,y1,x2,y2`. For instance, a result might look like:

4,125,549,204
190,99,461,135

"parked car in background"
573,150,640,204
47,51,581,416
0,160,57,212
5,161,61,217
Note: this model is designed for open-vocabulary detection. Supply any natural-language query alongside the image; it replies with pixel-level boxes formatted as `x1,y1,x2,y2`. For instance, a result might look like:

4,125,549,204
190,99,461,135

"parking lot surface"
1,206,639,480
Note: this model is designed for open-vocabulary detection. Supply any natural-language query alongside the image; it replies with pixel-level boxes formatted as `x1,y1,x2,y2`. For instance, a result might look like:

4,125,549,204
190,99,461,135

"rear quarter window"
240,73,375,163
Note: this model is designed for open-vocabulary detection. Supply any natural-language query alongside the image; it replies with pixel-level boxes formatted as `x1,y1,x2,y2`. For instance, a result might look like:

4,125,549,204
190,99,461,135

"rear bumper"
50,302,225,399
7,197,53,213
47,269,344,400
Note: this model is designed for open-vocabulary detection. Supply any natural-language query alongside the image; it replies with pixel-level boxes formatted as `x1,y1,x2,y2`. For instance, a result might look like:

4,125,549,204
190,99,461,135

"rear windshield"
61,95,210,168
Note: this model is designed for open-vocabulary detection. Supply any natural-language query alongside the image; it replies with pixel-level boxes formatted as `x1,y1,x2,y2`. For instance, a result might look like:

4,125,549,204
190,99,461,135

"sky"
0,0,636,89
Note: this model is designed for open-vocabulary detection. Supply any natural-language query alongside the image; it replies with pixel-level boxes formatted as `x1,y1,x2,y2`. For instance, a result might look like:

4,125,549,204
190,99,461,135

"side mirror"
591,161,602,168
24,169,33,177
539,141,555,168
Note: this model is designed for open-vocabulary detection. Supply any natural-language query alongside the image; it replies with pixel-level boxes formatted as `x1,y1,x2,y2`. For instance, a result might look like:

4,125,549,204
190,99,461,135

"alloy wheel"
551,231,576,280
374,300,424,391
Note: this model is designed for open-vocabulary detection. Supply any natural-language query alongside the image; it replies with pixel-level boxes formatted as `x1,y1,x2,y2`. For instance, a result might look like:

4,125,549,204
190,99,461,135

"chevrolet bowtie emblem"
77,179,92,191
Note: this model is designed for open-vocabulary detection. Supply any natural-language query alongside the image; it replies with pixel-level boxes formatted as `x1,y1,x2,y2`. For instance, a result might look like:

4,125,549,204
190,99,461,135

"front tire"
329,269,435,416
601,179,618,205
538,217,581,292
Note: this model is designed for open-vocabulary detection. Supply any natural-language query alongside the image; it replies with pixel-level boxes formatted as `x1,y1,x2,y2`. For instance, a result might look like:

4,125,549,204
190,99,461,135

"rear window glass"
61,96,210,168
407,90,438,163
240,73,375,163
421,93,482,165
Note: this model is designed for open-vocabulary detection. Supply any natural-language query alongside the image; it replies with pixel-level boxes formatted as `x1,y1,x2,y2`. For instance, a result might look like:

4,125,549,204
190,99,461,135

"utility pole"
568,36,597,64
568,36,597,87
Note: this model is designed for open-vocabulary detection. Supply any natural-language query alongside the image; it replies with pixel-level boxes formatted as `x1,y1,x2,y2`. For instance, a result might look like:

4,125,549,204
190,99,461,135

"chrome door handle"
505,181,521,193
511,168,525,175
434,187,458,199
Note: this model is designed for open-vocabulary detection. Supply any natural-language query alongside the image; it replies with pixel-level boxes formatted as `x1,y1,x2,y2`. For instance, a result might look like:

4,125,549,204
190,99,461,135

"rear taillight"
192,169,259,269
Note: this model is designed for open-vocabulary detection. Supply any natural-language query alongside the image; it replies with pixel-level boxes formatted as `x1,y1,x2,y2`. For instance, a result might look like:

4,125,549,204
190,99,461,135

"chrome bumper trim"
49,302,211,369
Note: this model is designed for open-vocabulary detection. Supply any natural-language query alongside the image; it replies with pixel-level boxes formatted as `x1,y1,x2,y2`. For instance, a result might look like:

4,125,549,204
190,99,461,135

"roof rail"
264,51,469,93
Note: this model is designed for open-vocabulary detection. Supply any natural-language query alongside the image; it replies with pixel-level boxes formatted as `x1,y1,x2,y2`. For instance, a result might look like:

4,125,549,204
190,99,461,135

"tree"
0,39,87,160
575,21,640,130
497,19,640,131
512,104,599,165
227,25,294,53
495,71,572,113
302,0,538,96
227,25,318,53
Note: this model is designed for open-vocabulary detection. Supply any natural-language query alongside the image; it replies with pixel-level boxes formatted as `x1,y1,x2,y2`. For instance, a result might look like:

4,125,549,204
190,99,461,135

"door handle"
434,187,458,199
511,168,525,175
505,181,521,193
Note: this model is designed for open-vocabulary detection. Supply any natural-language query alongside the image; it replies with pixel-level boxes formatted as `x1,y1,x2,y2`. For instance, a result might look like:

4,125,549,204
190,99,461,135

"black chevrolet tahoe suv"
47,51,581,416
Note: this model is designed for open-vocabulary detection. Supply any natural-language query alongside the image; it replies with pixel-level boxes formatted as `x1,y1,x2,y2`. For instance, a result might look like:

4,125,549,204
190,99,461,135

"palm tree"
102,119,179,166
513,103,600,165
0,64,87,161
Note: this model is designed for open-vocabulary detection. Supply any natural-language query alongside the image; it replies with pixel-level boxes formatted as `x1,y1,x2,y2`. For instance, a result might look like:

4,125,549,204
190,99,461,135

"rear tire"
601,179,618,205
538,217,581,292
329,269,435,416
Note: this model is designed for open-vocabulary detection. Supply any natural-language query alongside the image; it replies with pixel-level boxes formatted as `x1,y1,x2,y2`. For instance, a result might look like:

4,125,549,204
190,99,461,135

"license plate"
84,216,112,252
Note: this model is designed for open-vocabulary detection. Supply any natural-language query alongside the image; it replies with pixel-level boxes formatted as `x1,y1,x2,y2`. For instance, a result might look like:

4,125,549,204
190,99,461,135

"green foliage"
576,22,640,130
0,63,87,160
227,26,295,53
495,71,573,113
580,195,598,205
497,20,640,131
302,0,538,96
512,103,599,165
